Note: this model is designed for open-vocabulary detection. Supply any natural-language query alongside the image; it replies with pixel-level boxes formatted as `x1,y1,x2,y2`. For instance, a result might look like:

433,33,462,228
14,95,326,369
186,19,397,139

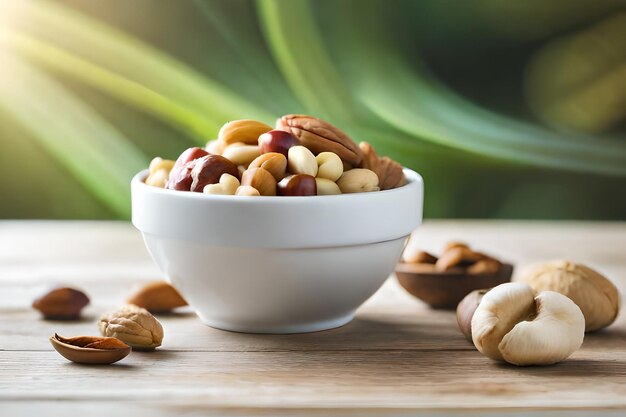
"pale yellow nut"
222,143,261,166
206,139,226,155
315,152,343,182
145,169,169,188
149,157,175,175
241,167,276,196
288,146,318,176
218,119,272,146
235,185,260,196
336,168,379,193
315,178,341,195
99,304,164,350
472,282,585,366
203,173,240,195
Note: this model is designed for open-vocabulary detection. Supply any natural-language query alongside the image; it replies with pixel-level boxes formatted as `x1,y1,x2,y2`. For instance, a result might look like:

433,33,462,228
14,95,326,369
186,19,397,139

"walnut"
276,114,363,169
99,305,164,350
520,260,620,332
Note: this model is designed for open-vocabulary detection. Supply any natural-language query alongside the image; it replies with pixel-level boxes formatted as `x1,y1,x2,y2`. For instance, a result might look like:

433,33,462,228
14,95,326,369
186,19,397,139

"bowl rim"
131,167,423,248
132,168,422,202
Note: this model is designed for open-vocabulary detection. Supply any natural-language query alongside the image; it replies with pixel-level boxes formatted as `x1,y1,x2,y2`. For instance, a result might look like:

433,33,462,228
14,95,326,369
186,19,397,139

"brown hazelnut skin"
33,287,90,320
258,130,299,157
167,147,209,191
277,174,317,196
190,155,240,192
456,289,489,342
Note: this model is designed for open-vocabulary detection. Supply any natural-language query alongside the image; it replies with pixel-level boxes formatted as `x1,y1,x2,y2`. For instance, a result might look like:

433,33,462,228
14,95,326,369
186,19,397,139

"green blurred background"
0,0,624,219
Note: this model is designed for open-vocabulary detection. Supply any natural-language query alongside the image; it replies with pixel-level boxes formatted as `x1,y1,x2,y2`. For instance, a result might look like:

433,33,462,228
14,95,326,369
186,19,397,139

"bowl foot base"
198,312,355,334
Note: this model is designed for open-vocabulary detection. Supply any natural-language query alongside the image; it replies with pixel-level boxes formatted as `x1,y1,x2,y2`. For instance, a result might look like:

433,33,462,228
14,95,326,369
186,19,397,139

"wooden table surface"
1,220,625,416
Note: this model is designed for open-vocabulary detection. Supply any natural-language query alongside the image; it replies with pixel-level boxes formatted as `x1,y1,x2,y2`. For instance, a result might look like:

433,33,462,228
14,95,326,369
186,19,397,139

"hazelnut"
127,281,187,313
50,333,130,365
472,283,585,366
520,260,620,332
99,305,164,350
241,167,277,196
277,174,317,196
218,119,272,146
248,152,287,181
167,147,209,191
287,146,318,177
190,155,240,192
315,178,341,195
336,169,379,193
32,287,90,320
315,152,343,182
456,289,489,341
258,129,299,156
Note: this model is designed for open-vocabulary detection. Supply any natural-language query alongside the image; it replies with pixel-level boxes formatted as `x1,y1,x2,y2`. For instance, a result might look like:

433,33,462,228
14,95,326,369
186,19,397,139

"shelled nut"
32,287,90,320
315,178,341,195
235,185,261,196
472,283,585,366
288,146,318,177
241,167,277,196
203,173,240,195
336,169,379,193
315,152,343,182
219,119,272,146
258,130,299,156
127,281,188,313
277,174,317,196
222,143,261,166
166,147,209,191
190,155,240,192
248,152,287,181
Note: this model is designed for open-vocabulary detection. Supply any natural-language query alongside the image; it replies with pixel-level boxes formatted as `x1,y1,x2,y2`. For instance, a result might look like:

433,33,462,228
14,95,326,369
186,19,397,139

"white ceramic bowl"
131,168,423,333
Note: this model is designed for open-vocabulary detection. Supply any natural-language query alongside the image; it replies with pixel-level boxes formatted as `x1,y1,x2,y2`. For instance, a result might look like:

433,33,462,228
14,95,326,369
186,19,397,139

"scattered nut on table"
456,289,489,341
99,305,164,350
472,282,585,366
50,333,130,365
126,281,188,313
520,260,620,332
32,287,90,320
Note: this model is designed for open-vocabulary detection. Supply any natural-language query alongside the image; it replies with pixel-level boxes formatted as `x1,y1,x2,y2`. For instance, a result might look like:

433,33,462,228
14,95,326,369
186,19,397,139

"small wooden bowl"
395,262,513,310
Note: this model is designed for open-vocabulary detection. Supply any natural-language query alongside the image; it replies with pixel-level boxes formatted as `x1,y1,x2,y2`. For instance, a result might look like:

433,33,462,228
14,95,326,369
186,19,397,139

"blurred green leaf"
0,52,145,217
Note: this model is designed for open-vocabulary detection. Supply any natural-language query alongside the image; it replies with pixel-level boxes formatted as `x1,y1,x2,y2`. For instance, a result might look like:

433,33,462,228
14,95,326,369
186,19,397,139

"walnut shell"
99,305,164,350
276,115,363,169
521,260,620,332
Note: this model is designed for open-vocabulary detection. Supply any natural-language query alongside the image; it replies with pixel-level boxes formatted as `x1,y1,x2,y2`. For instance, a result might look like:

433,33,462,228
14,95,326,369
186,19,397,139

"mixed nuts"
144,114,406,196
456,259,621,366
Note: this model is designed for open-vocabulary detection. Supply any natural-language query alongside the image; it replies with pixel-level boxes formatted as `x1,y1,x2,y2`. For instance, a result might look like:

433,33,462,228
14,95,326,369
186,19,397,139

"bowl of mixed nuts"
131,114,423,334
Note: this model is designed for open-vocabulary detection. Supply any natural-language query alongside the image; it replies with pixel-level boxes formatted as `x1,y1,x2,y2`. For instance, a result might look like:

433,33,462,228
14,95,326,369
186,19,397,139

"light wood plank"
1,220,625,415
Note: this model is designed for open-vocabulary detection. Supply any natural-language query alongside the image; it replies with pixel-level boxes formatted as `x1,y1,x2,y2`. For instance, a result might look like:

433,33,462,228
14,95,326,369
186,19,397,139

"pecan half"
358,142,405,190
276,115,363,169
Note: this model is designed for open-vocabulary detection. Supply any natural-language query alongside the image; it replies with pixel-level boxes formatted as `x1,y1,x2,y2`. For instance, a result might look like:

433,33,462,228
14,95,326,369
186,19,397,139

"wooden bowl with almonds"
395,242,513,309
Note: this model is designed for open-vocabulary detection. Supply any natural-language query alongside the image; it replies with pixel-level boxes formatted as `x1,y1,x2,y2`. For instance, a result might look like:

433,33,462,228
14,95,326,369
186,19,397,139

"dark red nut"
33,287,90,320
190,155,239,192
258,130,299,157
166,147,209,191
277,174,317,196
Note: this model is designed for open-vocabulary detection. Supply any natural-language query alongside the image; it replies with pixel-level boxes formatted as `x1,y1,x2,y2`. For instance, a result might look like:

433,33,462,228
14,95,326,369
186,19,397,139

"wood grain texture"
1,220,625,416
